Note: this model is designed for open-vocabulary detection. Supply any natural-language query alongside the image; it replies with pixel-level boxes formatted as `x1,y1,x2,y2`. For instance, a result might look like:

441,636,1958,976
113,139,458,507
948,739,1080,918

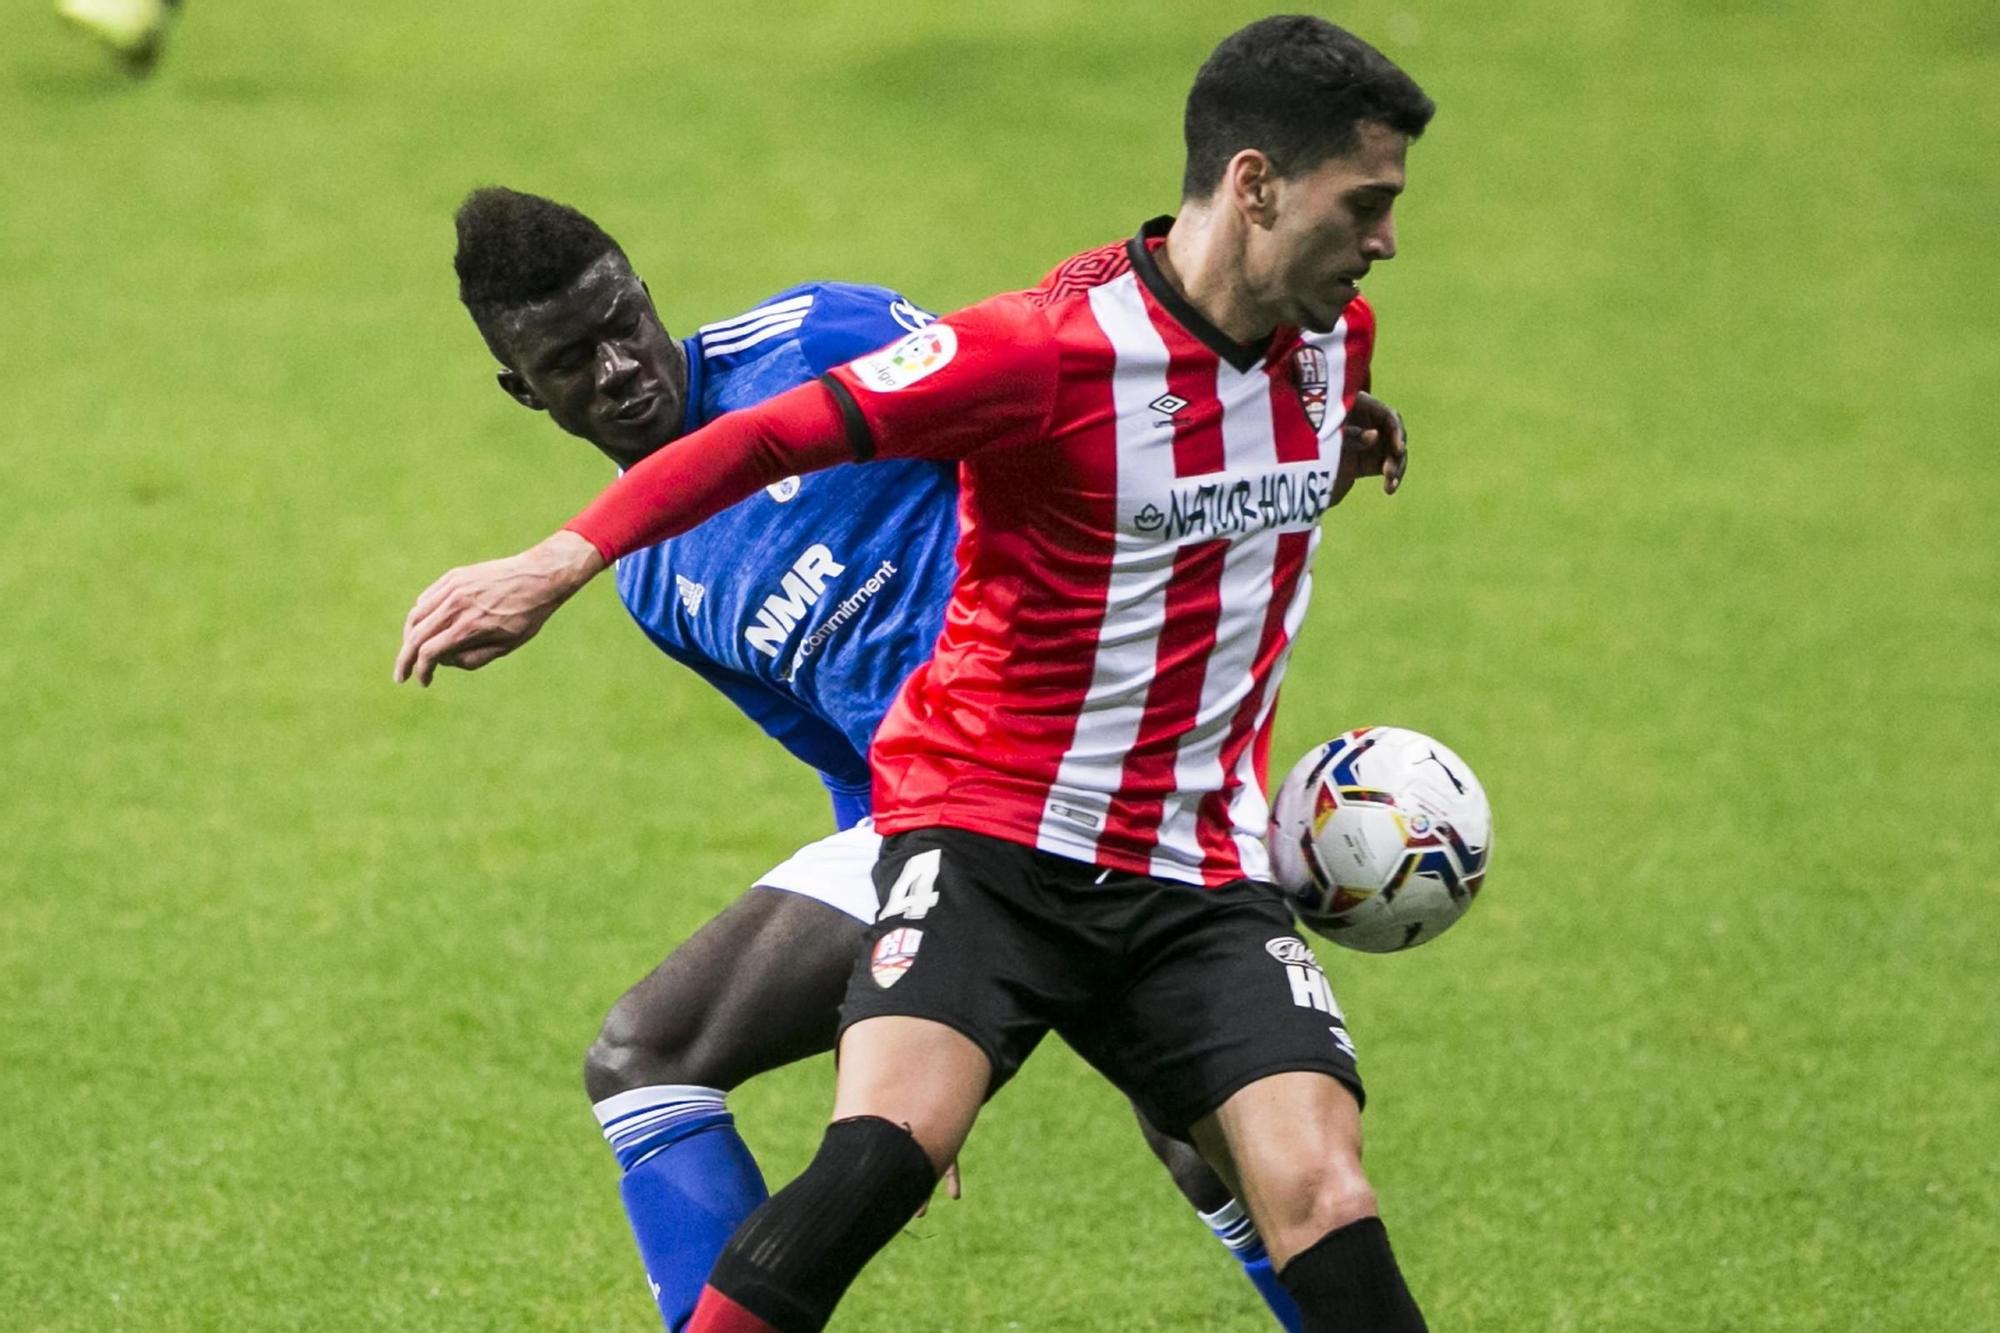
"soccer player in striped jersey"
442,187,1405,1330
406,16,1434,1328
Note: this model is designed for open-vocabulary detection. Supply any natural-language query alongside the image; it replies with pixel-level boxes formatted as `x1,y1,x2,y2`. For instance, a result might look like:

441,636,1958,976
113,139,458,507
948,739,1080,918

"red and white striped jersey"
822,218,1375,886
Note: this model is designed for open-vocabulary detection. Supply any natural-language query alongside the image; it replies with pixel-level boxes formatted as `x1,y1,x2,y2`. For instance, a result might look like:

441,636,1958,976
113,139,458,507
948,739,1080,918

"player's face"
488,253,687,470
1247,120,1409,334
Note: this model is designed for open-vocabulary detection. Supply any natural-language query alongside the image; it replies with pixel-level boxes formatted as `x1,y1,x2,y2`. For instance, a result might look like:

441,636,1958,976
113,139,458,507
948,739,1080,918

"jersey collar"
1127,216,1290,375
678,335,707,437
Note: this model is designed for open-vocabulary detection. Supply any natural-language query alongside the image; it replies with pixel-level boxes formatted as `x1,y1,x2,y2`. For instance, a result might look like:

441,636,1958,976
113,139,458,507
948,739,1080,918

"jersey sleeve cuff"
562,521,620,567
819,373,876,462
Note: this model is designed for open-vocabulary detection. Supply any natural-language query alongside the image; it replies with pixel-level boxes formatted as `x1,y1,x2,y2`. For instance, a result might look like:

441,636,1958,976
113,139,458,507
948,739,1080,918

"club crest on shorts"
1290,345,1331,430
871,927,924,988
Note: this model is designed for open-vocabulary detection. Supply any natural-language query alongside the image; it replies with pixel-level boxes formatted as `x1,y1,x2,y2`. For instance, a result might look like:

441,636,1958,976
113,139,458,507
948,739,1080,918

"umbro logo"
675,574,706,616
1149,392,1189,419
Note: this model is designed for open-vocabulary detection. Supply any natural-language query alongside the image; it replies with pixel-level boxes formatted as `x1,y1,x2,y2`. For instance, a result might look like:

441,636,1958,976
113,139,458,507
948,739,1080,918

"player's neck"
1158,207,1279,347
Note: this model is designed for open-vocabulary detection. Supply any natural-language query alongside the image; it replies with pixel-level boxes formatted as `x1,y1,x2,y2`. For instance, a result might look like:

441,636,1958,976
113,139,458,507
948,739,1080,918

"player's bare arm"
393,530,604,685
393,371,853,686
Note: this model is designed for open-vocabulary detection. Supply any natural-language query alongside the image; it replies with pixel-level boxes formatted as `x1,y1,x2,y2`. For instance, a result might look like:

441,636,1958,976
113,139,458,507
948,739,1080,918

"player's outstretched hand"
1334,389,1409,504
393,531,606,686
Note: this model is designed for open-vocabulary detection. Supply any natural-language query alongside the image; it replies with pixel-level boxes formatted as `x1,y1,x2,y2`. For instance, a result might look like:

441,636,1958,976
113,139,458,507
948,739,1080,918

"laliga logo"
853,326,957,393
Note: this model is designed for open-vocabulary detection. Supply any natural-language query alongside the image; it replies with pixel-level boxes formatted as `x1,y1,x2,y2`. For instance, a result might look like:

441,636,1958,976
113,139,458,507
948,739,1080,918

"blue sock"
595,1085,770,1332
1200,1198,1305,1333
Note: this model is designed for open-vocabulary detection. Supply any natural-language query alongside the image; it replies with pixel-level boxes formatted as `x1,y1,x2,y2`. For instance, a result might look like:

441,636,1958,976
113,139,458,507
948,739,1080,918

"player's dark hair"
1182,16,1435,200
454,186,625,325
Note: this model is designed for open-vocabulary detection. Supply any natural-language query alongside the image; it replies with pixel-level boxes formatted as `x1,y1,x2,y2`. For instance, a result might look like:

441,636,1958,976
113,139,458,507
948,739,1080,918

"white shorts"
752,819,883,924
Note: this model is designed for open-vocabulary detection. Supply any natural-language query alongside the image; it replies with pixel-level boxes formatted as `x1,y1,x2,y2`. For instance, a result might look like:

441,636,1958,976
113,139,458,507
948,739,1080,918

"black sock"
1279,1215,1428,1333
706,1116,938,1332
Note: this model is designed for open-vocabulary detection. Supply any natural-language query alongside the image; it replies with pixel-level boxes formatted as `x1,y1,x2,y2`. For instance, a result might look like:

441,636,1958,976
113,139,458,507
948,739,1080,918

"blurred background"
2,2,1995,1328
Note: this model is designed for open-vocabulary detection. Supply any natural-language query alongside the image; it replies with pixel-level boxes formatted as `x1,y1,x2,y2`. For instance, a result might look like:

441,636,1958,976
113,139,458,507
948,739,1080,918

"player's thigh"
1063,882,1364,1141
594,827,881,1091
832,1015,992,1174
837,828,1078,1115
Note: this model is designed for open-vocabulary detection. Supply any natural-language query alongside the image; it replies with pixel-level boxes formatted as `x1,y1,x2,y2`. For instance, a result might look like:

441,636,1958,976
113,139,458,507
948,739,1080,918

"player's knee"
583,997,707,1100
1268,1159,1379,1245
708,1116,938,1328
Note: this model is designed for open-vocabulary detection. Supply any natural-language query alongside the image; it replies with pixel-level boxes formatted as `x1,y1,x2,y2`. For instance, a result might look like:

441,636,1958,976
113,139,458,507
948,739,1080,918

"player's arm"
394,298,1056,686
394,382,849,685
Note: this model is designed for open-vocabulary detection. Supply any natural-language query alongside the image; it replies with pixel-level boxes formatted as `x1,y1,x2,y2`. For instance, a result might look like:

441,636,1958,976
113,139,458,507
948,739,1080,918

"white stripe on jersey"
702,316,809,358
1225,527,1322,878
1148,357,1284,878
1033,271,1175,860
697,292,814,339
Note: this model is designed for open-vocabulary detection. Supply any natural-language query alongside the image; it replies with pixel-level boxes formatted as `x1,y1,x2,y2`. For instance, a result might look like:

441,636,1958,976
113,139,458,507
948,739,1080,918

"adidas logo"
675,574,706,616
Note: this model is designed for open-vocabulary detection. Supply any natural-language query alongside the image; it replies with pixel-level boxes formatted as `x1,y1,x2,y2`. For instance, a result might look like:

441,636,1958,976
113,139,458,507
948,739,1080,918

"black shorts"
839,827,1364,1138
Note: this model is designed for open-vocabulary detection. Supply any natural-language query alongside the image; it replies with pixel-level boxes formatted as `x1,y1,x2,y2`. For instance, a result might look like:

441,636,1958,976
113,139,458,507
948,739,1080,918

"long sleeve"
567,380,853,563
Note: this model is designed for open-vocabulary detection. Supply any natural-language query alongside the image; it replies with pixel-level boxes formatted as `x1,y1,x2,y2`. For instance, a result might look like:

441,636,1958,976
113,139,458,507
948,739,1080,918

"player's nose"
1362,213,1398,261
595,340,641,391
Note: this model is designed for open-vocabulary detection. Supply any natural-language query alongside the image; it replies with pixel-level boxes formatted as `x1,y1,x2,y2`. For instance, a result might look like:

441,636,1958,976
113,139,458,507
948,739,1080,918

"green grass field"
5,2,1997,1328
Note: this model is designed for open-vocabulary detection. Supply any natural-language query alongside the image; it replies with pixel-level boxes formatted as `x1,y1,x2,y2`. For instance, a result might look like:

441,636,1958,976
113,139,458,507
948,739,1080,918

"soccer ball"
1268,726,1493,952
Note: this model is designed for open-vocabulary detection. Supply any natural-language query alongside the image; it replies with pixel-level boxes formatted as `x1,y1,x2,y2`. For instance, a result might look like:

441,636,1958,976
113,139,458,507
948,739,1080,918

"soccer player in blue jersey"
445,187,1406,1330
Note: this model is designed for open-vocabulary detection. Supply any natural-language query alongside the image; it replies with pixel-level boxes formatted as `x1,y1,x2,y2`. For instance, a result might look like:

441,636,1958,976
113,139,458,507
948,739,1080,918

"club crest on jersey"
765,476,801,503
871,927,924,988
851,326,957,393
889,299,934,332
1291,345,1331,430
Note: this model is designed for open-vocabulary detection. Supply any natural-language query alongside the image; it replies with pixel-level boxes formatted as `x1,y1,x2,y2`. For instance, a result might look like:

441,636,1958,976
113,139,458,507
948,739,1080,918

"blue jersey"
614,282,960,828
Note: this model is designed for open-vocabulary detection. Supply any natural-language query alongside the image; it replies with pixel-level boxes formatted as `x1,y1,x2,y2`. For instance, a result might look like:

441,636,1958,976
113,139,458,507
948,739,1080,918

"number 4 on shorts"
881,850,943,921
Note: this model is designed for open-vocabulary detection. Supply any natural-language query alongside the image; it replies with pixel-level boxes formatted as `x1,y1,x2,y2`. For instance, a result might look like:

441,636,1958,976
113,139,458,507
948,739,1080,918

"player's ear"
496,368,545,412
1227,149,1279,226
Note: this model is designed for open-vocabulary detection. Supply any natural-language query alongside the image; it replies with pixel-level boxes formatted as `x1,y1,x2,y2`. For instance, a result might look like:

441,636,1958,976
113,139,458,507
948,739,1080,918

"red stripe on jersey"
1193,526,1316,879
1103,539,1228,849
1342,298,1376,401
1140,283,1229,479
